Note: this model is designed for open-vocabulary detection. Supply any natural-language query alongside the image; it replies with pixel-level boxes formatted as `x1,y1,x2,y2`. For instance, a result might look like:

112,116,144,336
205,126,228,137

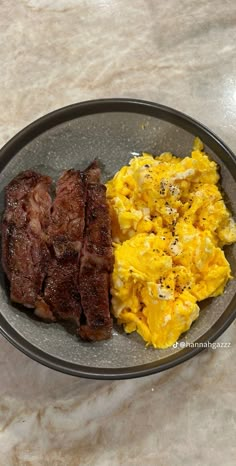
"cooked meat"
80,183,114,273
2,170,52,307
38,169,85,323
34,296,56,321
79,269,112,341
48,169,85,260
79,162,113,340
36,258,81,325
3,170,51,235
83,160,101,184
2,163,114,341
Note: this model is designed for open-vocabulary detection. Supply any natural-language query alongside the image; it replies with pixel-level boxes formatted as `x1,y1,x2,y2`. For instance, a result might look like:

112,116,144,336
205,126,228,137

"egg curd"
105,138,236,348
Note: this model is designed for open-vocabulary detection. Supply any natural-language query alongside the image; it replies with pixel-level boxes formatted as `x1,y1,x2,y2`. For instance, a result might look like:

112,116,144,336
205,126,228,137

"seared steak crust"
79,162,113,340
37,258,81,325
79,269,112,341
48,169,85,260
80,183,113,273
37,170,85,324
2,170,52,307
2,163,113,341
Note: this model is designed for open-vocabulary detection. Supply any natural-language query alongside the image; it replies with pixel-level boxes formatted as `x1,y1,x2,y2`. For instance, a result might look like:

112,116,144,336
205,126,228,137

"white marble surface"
0,0,236,464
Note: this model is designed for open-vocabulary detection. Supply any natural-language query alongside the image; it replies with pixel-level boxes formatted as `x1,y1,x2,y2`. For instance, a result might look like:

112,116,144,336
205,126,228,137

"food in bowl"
106,138,236,348
2,138,236,349
1,161,113,341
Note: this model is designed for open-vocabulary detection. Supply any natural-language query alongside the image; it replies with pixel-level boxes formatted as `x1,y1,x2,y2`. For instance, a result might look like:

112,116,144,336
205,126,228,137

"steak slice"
79,269,112,341
48,169,85,260
79,162,113,341
35,258,81,325
80,183,114,273
83,160,101,184
2,164,114,340
36,169,85,324
2,170,52,308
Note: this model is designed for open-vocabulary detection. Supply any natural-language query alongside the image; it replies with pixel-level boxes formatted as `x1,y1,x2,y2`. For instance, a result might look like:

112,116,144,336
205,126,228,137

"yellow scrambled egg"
106,138,236,348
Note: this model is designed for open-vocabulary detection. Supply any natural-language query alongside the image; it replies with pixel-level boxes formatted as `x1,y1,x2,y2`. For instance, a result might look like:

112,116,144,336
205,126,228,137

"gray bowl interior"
0,108,235,372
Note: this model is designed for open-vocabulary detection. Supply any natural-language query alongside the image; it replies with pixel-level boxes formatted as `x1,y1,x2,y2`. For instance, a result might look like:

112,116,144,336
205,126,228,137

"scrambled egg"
106,138,236,348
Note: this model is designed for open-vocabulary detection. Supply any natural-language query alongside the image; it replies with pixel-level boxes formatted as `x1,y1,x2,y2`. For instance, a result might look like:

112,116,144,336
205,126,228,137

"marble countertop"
1,1,236,465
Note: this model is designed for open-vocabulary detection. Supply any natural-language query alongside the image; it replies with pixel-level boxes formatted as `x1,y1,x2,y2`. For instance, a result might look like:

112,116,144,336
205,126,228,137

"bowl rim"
0,97,235,379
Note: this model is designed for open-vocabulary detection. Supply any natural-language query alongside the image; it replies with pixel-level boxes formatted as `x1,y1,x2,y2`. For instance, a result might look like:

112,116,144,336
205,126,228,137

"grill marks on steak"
2,171,52,308
79,162,113,341
36,170,85,324
2,163,113,341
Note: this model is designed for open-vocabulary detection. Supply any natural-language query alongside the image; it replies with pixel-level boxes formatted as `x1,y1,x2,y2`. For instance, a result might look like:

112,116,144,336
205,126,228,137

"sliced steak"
48,169,85,260
83,160,101,184
2,170,52,308
79,269,112,341
36,258,81,325
2,164,114,340
36,169,85,324
80,183,113,273
79,162,113,340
